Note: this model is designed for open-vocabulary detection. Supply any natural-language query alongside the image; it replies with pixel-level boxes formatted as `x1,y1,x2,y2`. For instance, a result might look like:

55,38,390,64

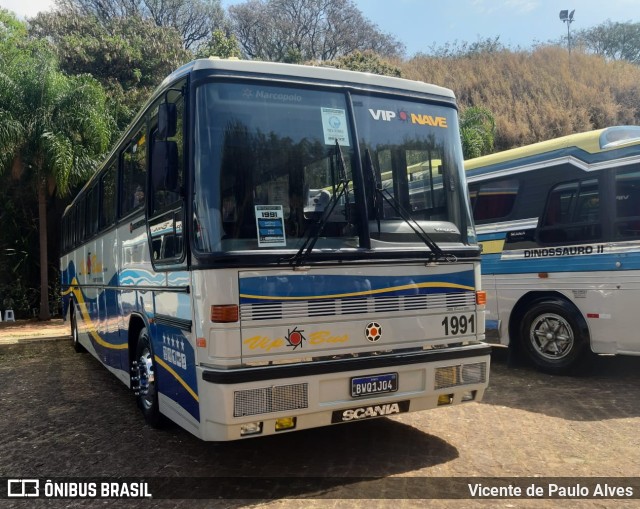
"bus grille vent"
241,292,475,322
233,383,309,417
435,362,487,390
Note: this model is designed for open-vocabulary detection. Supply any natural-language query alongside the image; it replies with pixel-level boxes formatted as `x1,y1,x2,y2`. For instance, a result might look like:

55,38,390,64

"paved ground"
0,325,639,508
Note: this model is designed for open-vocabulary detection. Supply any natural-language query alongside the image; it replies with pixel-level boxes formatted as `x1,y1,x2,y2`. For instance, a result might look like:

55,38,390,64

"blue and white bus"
60,59,490,441
466,126,640,374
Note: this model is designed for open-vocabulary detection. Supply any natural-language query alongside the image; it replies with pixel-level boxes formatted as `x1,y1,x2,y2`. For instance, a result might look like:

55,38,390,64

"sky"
2,0,639,57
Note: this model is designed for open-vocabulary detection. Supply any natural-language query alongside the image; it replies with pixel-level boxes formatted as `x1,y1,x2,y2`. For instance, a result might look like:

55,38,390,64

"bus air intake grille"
240,292,475,322
233,383,309,417
435,363,487,390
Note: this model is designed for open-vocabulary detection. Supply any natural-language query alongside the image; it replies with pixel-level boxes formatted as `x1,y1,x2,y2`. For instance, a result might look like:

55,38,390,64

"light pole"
559,9,575,53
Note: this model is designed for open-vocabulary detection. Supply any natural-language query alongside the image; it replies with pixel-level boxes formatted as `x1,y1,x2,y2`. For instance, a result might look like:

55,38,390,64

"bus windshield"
193,81,472,255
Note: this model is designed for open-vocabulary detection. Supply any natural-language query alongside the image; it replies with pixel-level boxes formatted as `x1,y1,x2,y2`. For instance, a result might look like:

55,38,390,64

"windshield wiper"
364,149,382,233
288,140,350,267
364,149,446,260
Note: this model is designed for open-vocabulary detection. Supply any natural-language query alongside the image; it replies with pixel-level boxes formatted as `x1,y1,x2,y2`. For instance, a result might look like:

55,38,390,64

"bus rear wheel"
519,299,591,375
133,328,164,427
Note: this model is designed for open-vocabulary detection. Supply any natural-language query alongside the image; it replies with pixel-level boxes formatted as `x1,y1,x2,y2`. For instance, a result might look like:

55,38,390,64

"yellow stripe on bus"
240,282,474,301
155,356,199,402
68,278,127,350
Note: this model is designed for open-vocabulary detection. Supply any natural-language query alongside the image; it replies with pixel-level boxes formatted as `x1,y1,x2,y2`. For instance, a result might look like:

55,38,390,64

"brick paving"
0,330,639,508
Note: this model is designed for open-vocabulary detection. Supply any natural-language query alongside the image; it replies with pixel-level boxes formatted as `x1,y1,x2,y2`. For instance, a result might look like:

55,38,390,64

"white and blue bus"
60,59,490,441
466,126,640,374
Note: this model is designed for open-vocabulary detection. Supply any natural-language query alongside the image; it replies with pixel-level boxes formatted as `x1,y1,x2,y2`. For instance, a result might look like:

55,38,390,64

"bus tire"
519,299,591,375
71,305,86,353
134,327,164,428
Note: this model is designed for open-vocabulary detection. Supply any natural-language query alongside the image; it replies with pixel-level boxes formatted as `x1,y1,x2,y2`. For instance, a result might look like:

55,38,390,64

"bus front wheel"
519,299,591,375
133,328,164,427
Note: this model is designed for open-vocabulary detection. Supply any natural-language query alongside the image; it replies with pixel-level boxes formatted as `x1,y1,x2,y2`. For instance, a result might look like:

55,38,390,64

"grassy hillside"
401,46,640,151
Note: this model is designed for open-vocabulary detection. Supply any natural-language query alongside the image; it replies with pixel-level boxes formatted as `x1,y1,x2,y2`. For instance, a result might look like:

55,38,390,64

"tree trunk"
38,177,51,321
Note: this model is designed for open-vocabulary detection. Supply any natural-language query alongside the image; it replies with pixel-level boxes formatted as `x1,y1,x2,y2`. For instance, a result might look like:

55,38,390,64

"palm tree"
0,20,111,320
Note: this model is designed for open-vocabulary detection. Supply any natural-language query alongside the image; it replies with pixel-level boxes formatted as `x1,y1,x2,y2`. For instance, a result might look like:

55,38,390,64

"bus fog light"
275,417,297,431
240,422,263,436
437,394,453,406
462,390,476,402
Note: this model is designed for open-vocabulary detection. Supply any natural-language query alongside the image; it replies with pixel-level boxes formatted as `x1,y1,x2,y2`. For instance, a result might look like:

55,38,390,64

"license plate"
351,372,398,397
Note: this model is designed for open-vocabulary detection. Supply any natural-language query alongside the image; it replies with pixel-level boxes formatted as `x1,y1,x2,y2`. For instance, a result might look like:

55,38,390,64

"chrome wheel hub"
136,347,156,409
529,313,574,360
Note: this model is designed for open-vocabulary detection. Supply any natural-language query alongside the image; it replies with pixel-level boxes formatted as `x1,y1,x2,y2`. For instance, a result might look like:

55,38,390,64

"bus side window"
121,126,147,217
471,179,519,223
100,163,117,230
77,197,86,243
87,184,99,237
615,168,640,239
538,179,601,244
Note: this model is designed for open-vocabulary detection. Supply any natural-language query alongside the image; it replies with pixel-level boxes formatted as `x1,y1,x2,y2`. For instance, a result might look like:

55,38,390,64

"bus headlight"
240,422,263,436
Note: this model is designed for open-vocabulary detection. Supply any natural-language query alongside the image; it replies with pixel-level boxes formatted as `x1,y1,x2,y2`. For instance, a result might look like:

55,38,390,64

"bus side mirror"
158,103,177,139
151,141,179,193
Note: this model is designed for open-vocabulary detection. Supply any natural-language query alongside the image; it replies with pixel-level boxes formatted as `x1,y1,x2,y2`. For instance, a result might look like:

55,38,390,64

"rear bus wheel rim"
529,312,574,360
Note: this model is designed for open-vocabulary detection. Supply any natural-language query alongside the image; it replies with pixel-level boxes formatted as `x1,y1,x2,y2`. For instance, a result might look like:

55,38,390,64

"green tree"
574,20,640,64
325,50,402,77
0,17,112,319
459,106,496,159
0,8,27,60
195,29,242,59
29,11,190,131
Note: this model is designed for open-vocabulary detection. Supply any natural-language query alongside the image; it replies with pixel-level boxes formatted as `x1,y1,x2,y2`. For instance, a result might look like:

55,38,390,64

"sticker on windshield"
321,108,350,146
255,205,287,247
368,108,448,128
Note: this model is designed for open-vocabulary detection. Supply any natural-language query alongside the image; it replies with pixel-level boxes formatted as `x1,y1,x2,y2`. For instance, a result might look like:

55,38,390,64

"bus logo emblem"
286,327,306,350
365,322,382,342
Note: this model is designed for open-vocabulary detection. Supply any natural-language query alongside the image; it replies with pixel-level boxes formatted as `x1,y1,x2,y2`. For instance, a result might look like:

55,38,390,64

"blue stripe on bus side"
481,251,640,274
239,272,476,304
